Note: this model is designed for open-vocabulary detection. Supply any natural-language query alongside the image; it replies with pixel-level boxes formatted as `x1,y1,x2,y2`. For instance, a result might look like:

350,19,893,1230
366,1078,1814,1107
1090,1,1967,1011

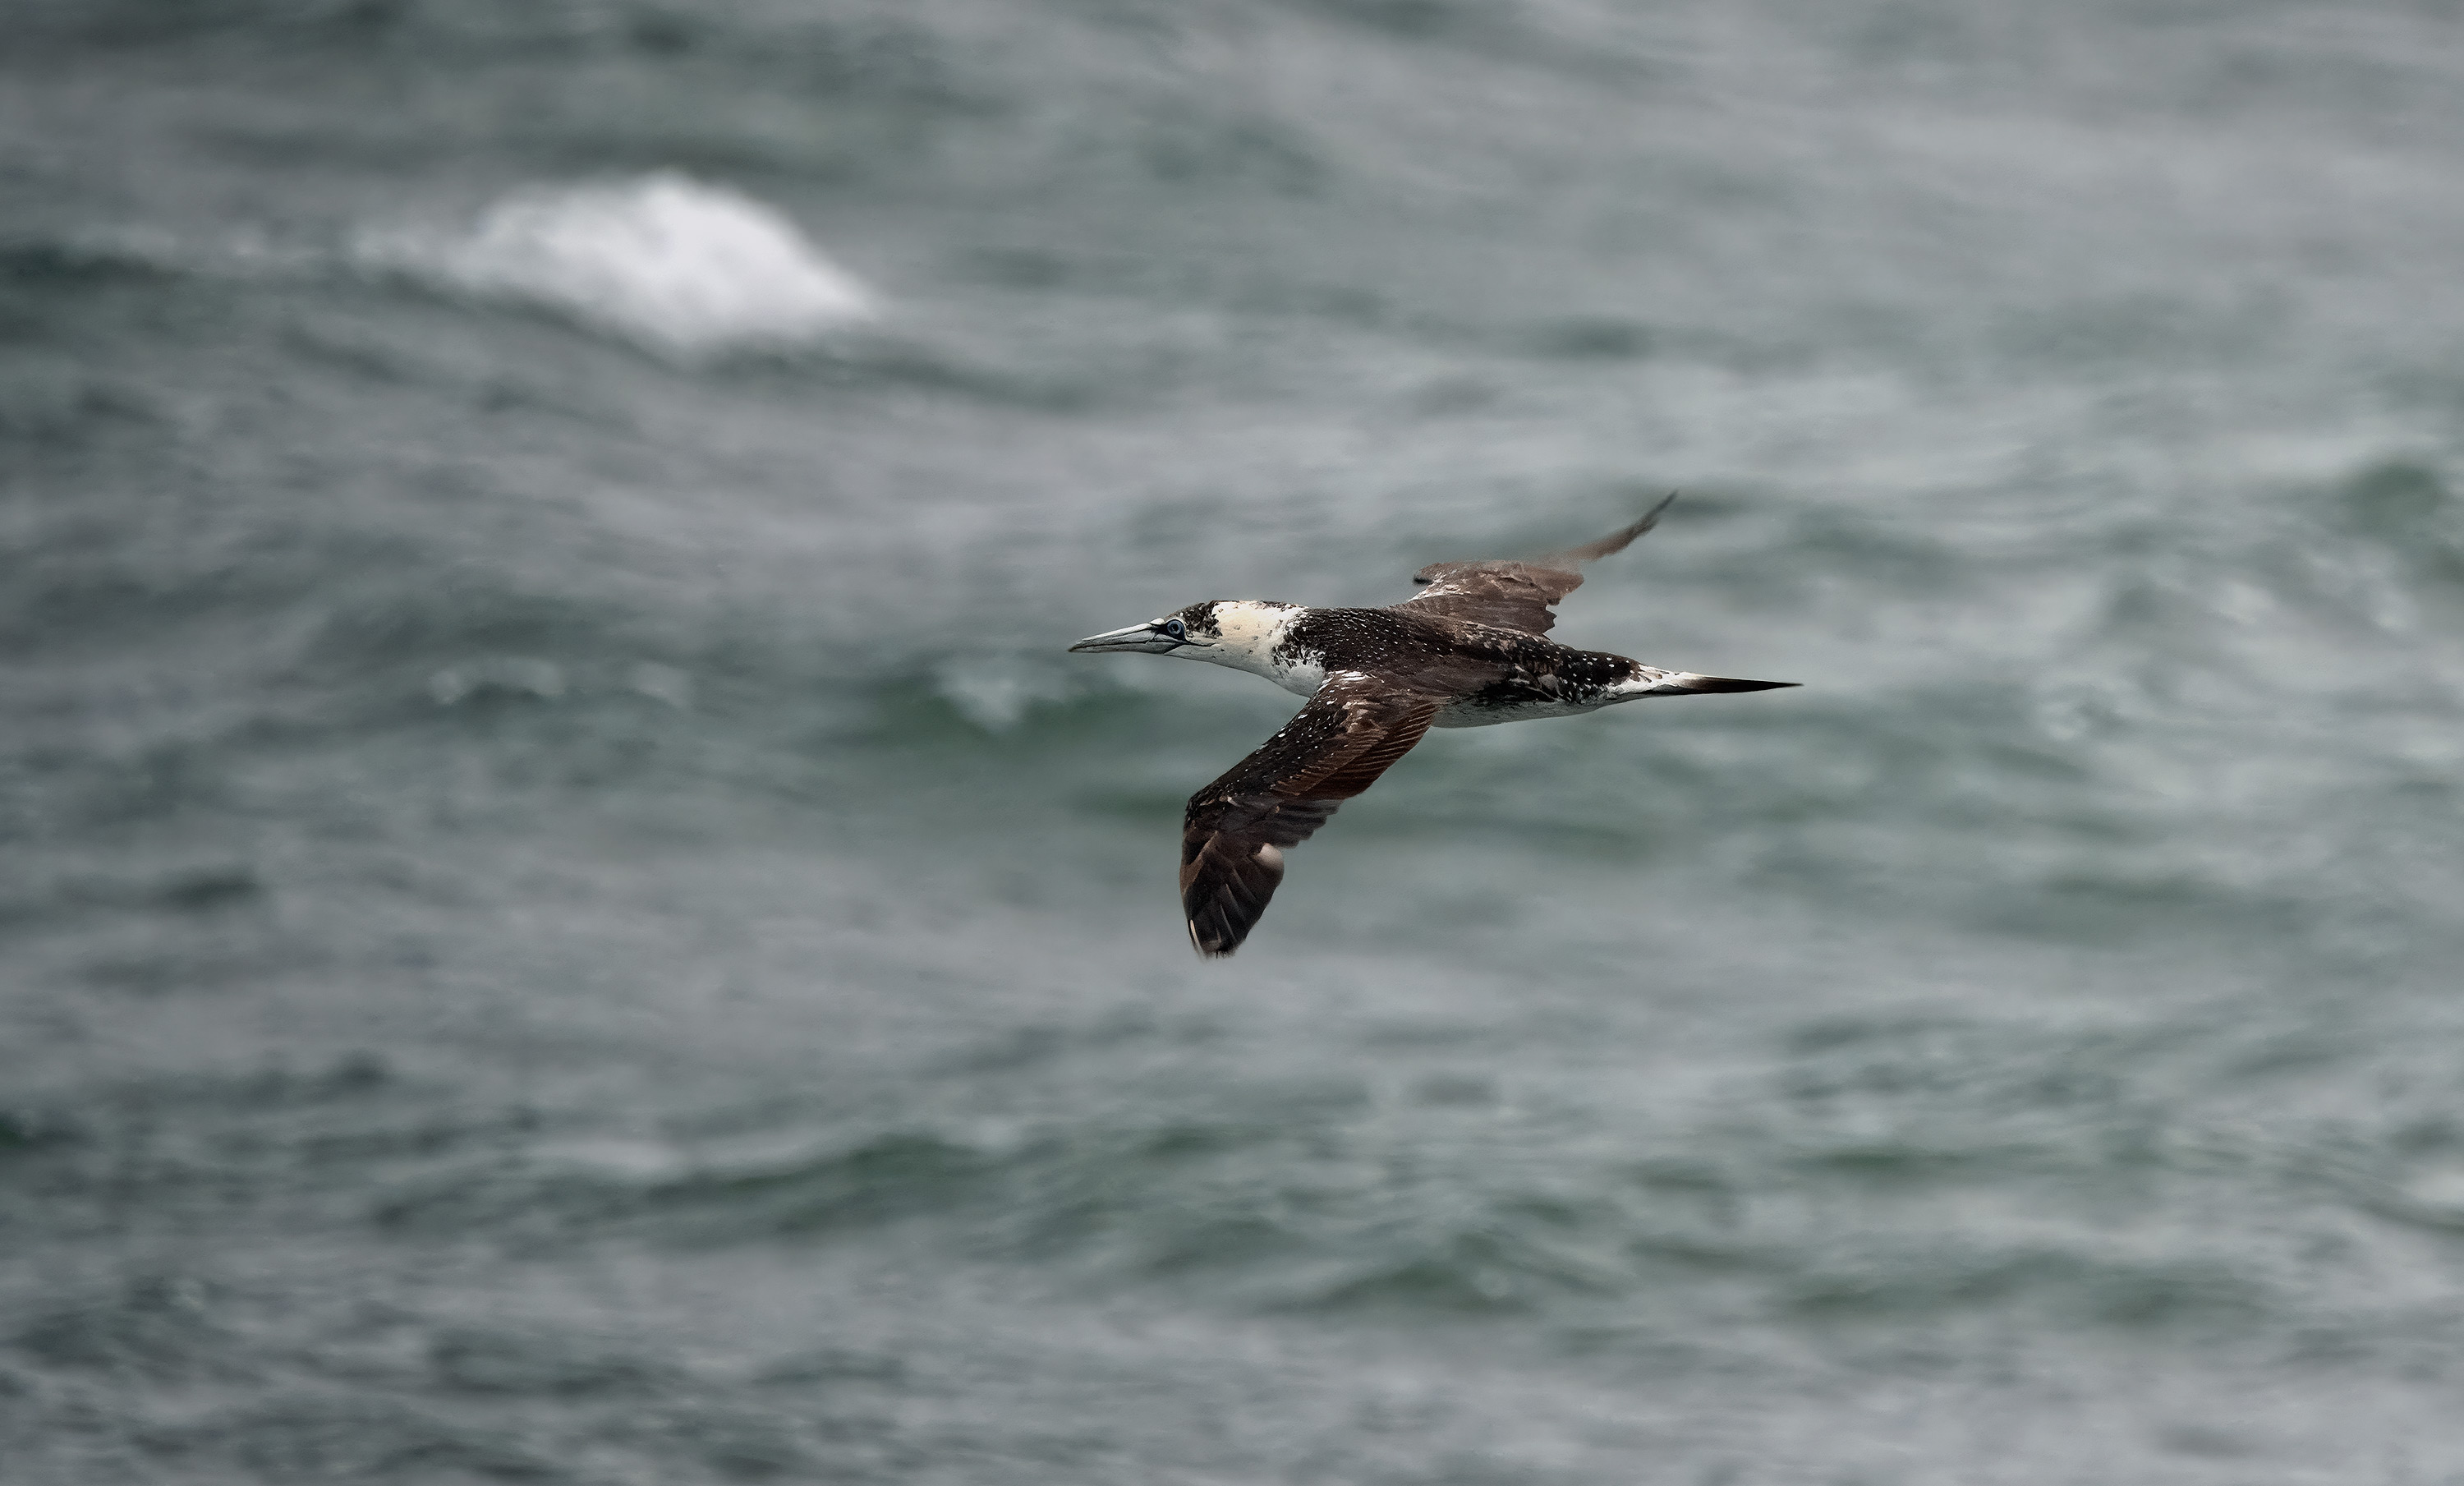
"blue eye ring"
1161,619,1187,639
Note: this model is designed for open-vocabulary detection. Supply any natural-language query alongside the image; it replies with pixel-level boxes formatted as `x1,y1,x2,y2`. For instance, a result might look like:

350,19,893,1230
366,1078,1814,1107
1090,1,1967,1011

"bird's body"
1161,600,1744,727
1069,499,1794,957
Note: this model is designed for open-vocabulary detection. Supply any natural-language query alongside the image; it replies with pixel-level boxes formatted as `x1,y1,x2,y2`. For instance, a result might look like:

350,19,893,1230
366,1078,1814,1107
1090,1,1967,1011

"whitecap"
935,660,1080,732
427,656,566,706
936,662,1037,732
365,173,876,358
626,661,695,710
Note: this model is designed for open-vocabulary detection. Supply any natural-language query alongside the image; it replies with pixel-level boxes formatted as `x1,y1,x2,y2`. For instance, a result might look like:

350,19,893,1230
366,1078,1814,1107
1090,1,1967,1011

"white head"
1067,600,1299,677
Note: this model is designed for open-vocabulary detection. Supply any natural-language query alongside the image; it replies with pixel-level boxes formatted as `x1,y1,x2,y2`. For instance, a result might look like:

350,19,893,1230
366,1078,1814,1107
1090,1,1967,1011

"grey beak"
1068,623,1182,655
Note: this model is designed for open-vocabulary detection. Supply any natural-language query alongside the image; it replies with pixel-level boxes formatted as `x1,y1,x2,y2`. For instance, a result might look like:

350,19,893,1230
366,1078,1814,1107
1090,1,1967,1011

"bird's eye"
1162,619,1187,639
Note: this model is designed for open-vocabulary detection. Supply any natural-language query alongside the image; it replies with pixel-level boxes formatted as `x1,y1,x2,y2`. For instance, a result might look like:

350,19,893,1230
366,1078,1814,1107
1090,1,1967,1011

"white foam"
935,660,1079,732
936,662,1038,732
427,656,566,705
625,661,695,710
368,173,876,358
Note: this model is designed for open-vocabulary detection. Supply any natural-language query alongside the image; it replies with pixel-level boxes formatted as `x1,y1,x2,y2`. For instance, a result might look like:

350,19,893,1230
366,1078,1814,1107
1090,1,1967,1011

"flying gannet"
1069,498,1793,957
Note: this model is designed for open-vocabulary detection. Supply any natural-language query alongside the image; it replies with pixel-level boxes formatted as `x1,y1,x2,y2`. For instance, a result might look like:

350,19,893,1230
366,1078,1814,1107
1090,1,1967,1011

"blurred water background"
8,2,2464,1481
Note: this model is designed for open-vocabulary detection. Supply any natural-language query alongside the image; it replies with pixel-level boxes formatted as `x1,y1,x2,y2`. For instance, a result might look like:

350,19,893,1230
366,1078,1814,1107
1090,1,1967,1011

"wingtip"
1606,492,1676,542
1551,490,1680,568
1187,922,1241,959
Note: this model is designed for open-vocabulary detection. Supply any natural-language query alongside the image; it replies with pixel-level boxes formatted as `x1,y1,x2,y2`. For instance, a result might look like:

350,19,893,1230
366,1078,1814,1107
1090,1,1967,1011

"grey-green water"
9,2,2464,1481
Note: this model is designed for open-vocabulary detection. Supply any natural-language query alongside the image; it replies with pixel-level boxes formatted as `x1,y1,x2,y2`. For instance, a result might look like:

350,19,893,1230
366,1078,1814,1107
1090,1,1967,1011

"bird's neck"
1195,603,1322,696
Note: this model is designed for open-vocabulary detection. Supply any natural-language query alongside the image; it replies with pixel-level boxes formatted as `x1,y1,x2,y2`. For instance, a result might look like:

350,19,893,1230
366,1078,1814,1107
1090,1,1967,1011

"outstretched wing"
1180,673,1441,958
1392,494,1676,636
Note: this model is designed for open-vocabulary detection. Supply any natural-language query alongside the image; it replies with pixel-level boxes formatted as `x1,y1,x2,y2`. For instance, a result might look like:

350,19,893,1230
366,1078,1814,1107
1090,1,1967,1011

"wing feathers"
1179,678,1438,958
1533,490,1676,568
1394,495,1676,636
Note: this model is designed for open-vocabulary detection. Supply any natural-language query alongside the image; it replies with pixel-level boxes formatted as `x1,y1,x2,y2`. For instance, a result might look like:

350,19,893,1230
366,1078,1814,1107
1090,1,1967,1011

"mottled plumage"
1069,500,1794,956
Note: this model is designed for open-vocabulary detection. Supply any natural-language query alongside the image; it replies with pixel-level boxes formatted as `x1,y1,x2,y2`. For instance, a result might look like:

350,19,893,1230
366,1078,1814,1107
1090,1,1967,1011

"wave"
358,173,876,359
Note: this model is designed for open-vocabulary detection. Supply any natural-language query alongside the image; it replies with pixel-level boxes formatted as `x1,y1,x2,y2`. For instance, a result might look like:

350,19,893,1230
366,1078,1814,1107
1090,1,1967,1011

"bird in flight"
1069,498,1794,957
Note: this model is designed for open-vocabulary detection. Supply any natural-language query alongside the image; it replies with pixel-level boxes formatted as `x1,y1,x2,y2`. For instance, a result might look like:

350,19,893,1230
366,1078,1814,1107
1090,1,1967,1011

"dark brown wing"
1391,494,1675,636
1180,674,1441,958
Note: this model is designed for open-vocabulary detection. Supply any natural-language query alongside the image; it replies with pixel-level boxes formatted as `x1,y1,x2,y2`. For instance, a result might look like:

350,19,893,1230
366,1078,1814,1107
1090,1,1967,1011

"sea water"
7,2,2464,1481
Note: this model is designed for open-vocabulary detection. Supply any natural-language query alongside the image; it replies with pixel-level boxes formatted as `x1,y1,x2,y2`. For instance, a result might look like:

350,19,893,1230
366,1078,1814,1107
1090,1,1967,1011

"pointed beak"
1068,623,1182,655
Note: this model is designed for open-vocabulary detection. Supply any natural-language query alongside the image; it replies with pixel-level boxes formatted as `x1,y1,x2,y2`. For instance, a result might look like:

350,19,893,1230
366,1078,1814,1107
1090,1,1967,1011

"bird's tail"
1625,671,1798,697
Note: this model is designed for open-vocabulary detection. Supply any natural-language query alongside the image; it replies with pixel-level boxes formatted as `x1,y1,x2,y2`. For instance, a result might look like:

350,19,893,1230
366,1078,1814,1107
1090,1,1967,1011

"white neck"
1186,602,1322,697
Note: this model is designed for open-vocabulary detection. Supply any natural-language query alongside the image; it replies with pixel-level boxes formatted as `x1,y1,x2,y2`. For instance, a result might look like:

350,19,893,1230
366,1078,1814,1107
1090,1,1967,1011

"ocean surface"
8,2,2464,1481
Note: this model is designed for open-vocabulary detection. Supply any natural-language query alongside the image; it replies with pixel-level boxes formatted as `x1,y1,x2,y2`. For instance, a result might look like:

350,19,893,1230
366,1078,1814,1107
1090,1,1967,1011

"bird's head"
1068,600,1294,667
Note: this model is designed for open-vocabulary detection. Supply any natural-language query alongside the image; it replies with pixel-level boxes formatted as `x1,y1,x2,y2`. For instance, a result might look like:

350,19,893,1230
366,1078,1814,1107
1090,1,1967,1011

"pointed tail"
1634,673,1798,695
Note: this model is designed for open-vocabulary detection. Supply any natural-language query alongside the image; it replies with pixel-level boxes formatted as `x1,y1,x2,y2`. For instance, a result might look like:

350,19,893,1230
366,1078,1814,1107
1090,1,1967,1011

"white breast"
1269,650,1327,698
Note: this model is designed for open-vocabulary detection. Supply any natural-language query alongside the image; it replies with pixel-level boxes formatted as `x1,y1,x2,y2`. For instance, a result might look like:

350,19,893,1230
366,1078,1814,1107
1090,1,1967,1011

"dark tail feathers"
1649,674,1798,694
